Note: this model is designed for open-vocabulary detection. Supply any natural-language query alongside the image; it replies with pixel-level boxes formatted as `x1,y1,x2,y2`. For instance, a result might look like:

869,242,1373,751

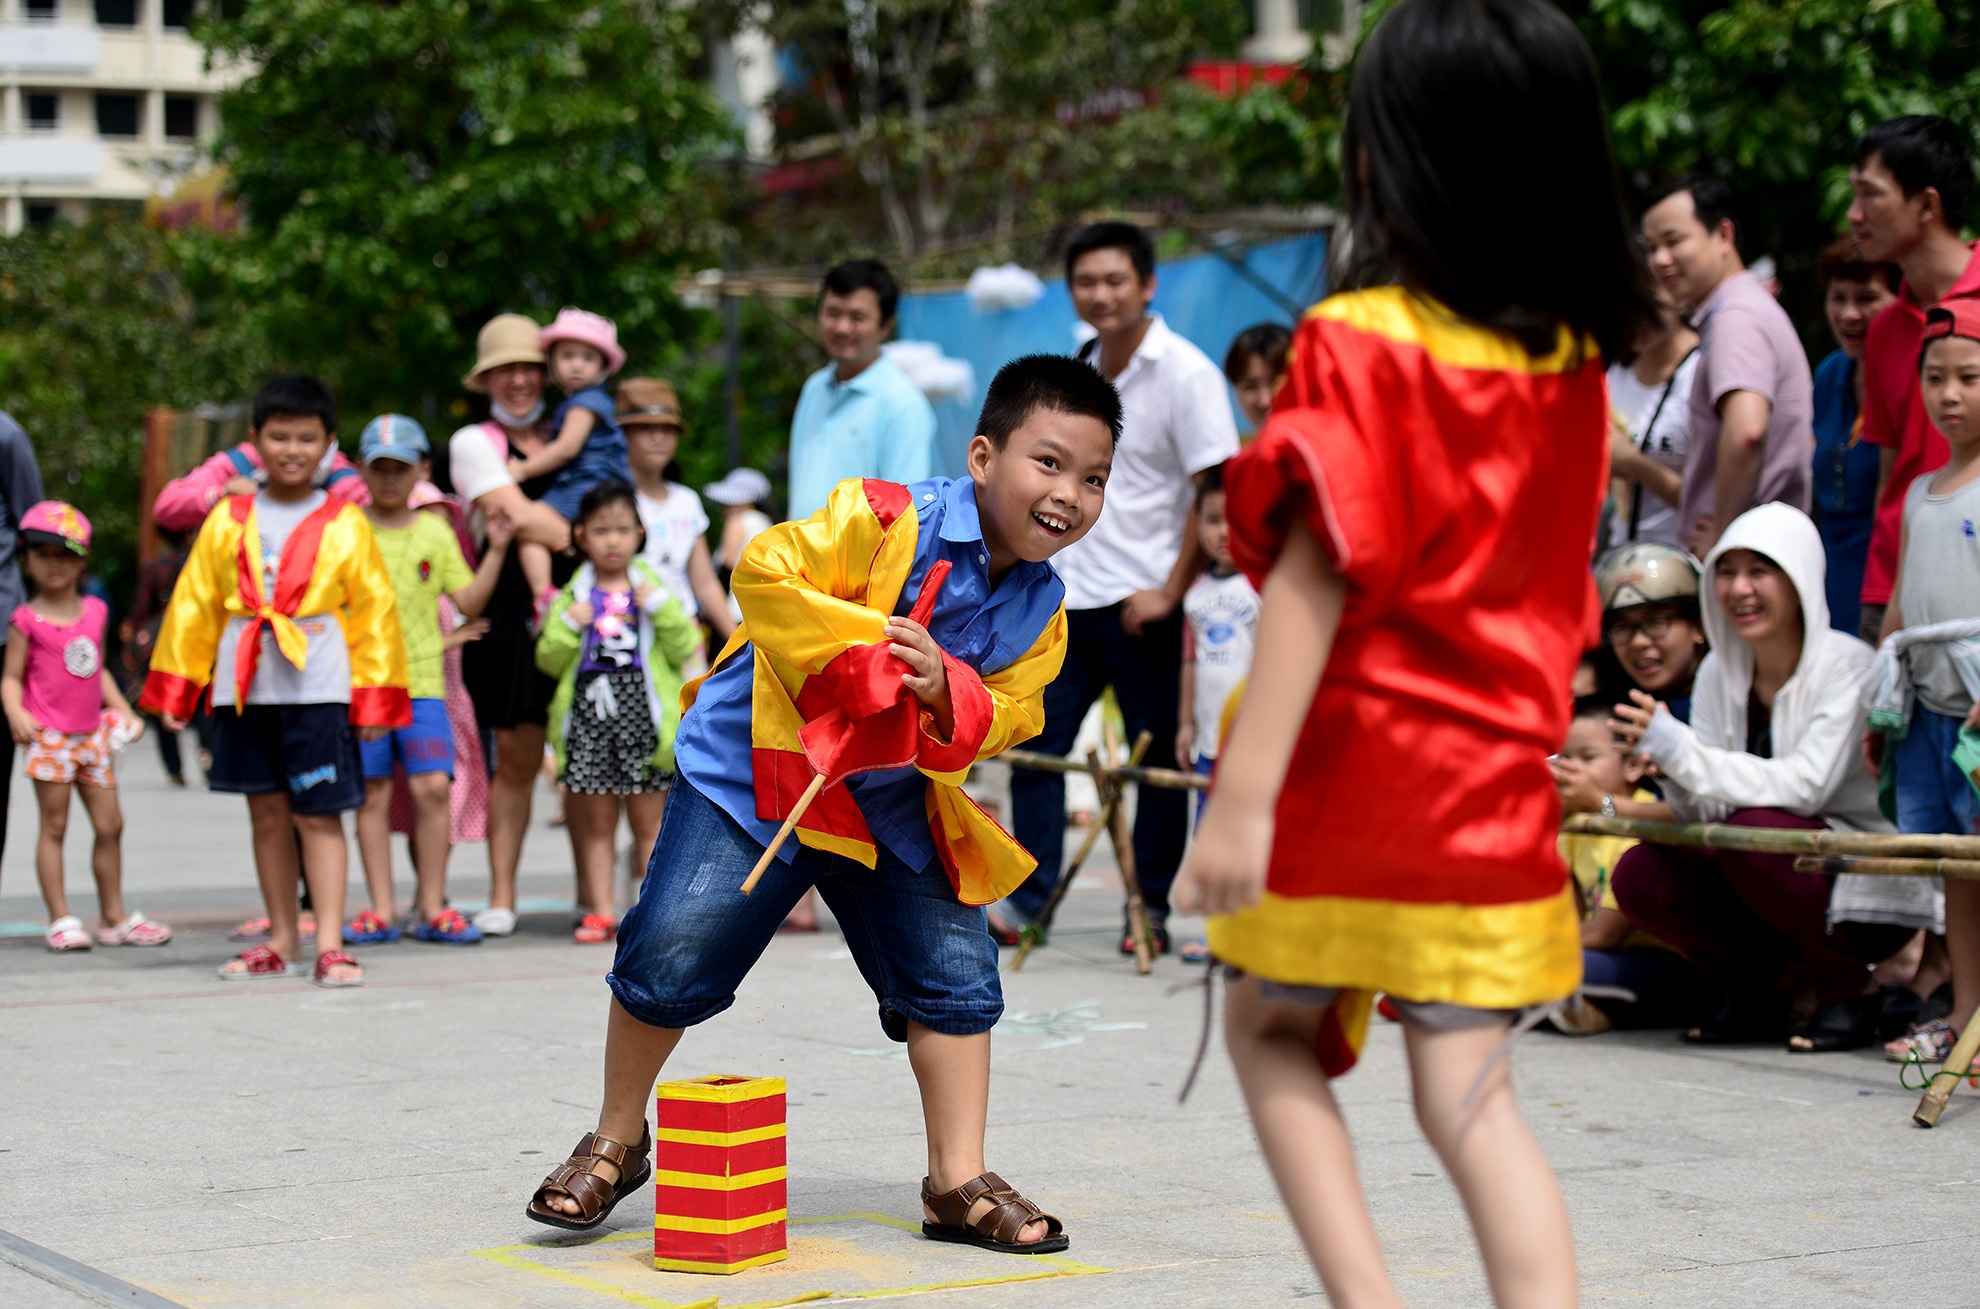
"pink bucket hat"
20,500,91,555
539,307,626,377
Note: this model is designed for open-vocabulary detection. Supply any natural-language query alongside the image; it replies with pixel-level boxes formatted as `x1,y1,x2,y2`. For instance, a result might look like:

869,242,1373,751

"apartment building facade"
0,0,239,234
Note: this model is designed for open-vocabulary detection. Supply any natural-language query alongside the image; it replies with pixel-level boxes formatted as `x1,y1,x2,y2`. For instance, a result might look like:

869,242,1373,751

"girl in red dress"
1172,1,1658,1304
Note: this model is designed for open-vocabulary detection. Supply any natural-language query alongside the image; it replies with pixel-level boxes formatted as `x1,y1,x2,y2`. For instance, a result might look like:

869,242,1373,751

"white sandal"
96,911,173,947
45,915,91,951
473,906,518,937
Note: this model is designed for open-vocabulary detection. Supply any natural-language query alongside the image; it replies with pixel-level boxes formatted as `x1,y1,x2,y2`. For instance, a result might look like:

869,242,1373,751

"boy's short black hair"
1064,221,1155,284
1223,323,1293,384
1856,115,1975,231
820,258,901,323
1570,693,1616,726
1644,173,1739,248
574,479,641,529
251,373,337,434
977,354,1123,449
1196,462,1226,509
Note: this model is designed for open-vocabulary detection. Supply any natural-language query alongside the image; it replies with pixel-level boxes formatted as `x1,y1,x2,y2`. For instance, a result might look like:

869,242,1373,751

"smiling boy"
141,375,410,987
526,354,1120,1253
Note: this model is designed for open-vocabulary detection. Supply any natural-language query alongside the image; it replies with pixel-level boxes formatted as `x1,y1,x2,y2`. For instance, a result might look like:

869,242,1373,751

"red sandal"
313,949,364,988
218,944,297,981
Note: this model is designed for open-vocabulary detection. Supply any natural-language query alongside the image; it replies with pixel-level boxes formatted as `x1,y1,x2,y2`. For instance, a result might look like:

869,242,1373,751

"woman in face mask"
450,314,583,940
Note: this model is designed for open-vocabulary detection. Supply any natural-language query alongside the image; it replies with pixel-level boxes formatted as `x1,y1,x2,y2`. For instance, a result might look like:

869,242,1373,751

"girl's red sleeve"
1222,317,1406,606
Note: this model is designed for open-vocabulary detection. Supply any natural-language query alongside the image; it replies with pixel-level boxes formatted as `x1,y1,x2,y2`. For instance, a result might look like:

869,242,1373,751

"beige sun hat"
463,313,547,393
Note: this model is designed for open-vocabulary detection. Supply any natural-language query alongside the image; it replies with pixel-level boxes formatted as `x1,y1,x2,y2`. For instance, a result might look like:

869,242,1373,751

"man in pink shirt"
151,439,367,534
1849,115,1980,644
1641,174,1815,557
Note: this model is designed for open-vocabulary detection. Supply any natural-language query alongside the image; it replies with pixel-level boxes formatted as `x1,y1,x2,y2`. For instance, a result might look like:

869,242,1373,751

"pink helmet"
20,500,91,555
539,307,626,377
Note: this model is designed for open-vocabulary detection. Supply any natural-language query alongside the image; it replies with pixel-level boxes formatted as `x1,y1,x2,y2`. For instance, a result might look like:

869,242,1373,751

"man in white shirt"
1005,223,1241,951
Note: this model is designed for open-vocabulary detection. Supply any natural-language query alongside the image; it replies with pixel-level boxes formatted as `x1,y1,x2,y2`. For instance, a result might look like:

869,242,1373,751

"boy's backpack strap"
320,464,360,491
224,446,257,478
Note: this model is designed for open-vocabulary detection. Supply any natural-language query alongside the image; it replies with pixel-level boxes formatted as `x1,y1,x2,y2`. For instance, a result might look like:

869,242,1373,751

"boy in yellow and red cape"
141,375,409,988
525,354,1120,1255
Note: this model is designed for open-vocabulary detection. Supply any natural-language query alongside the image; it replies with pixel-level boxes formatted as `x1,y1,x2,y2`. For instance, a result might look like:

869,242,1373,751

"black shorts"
207,703,364,815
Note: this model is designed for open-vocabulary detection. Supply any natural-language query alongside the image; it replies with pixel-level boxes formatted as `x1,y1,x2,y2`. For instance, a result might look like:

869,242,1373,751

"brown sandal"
921,1171,1068,1254
525,1127,653,1230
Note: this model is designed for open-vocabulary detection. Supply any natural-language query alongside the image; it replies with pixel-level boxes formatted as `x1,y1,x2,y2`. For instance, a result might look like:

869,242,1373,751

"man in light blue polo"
786,258,939,521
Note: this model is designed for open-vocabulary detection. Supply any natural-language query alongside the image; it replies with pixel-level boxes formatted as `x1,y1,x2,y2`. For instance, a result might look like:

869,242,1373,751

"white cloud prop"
965,263,1047,313
883,341,977,404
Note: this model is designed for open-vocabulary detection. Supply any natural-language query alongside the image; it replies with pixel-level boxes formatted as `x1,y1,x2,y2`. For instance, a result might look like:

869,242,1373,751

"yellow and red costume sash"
139,494,411,727
686,479,1066,906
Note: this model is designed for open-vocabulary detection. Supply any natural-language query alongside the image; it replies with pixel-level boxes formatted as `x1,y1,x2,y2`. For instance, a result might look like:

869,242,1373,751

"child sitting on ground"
525,354,1117,1249
1222,322,1292,436
1175,464,1258,963
503,308,630,620
3,502,166,952
346,415,509,947
1550,695,1713,1034
536,481,698,945
142,374,410,987
1876,301,1980,1066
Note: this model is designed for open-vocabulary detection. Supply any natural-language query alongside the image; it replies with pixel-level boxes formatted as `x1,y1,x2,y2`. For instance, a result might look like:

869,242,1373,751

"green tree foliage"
0,216,271,595
194,0,736,423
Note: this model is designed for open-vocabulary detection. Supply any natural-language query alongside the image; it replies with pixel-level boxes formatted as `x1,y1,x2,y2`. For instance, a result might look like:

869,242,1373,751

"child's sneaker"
344,910,401,945
412,908,483,945
473,906,518,937
573,913,617,945
96,912,172,947
45,915,91,951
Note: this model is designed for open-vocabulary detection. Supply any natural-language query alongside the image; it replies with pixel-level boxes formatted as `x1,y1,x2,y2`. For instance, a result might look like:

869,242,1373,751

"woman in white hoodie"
1612,503,1940,1051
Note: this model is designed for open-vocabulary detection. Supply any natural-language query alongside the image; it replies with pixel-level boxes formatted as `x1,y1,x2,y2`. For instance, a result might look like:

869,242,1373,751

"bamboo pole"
1008,732,1151,972
1792,855,1980,880
1914,1003,1980,1127
1102,728,1158,975
1560,813,1980,861
999,747,1211,793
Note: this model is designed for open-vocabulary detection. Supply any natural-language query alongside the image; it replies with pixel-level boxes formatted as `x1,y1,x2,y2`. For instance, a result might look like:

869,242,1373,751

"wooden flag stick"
1913,1002,1980,1128
741,773,828,895
1101,727,1158,975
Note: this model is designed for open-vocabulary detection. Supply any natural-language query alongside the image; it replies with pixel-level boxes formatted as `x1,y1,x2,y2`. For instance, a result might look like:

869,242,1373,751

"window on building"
95,93,141,139
25,94,61,132
164,95,198,141
24,204,61,230
162,0,195,27
25,0,60,22
95,0,141,27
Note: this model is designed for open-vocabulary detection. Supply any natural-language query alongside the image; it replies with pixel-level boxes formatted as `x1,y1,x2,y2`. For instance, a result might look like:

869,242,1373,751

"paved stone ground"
2,740,1977,1308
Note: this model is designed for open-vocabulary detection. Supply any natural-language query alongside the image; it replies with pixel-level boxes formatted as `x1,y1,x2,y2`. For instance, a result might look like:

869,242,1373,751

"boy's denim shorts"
207,702,364,815
607,777,1003,1041
1894,707,1980,836
358,697,454,780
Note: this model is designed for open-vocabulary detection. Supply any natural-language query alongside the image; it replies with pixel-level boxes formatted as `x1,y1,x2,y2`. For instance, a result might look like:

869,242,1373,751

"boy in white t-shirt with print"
1176,464,1257,788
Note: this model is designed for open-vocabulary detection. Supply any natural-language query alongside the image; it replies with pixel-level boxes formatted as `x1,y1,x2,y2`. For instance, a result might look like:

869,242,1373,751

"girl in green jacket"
536,482,698,944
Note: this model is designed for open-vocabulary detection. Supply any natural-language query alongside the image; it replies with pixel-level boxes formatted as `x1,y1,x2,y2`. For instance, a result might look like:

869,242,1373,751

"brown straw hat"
462,313,547,393
616,377,687,431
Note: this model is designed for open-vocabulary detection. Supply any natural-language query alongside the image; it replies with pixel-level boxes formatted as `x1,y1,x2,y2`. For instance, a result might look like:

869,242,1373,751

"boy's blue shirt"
674,476,1064,870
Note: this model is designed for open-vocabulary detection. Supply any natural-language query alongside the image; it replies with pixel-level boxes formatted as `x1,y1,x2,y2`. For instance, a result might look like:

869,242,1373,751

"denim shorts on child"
608,776,1002,1041
358,697,454,780
1894,707,1980,836
207,702,364,814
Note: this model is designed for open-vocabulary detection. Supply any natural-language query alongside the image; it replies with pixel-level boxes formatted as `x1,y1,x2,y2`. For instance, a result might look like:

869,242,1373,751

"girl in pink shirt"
0,502,167,952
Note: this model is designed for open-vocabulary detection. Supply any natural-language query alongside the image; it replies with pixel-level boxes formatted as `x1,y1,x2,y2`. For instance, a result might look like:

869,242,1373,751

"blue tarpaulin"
893,232,1329,475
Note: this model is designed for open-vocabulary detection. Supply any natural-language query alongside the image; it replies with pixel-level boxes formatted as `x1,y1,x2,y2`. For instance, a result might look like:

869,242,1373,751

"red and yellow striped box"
653,1074,788,1274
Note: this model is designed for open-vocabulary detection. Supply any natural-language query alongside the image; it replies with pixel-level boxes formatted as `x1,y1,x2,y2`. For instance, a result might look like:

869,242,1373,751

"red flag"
795,559,953,786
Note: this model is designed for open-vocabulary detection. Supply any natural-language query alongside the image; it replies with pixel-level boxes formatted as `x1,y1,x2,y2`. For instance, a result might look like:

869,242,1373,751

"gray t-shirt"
213,490,351,706
1900,473,1980,715
1678,271,1815,537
